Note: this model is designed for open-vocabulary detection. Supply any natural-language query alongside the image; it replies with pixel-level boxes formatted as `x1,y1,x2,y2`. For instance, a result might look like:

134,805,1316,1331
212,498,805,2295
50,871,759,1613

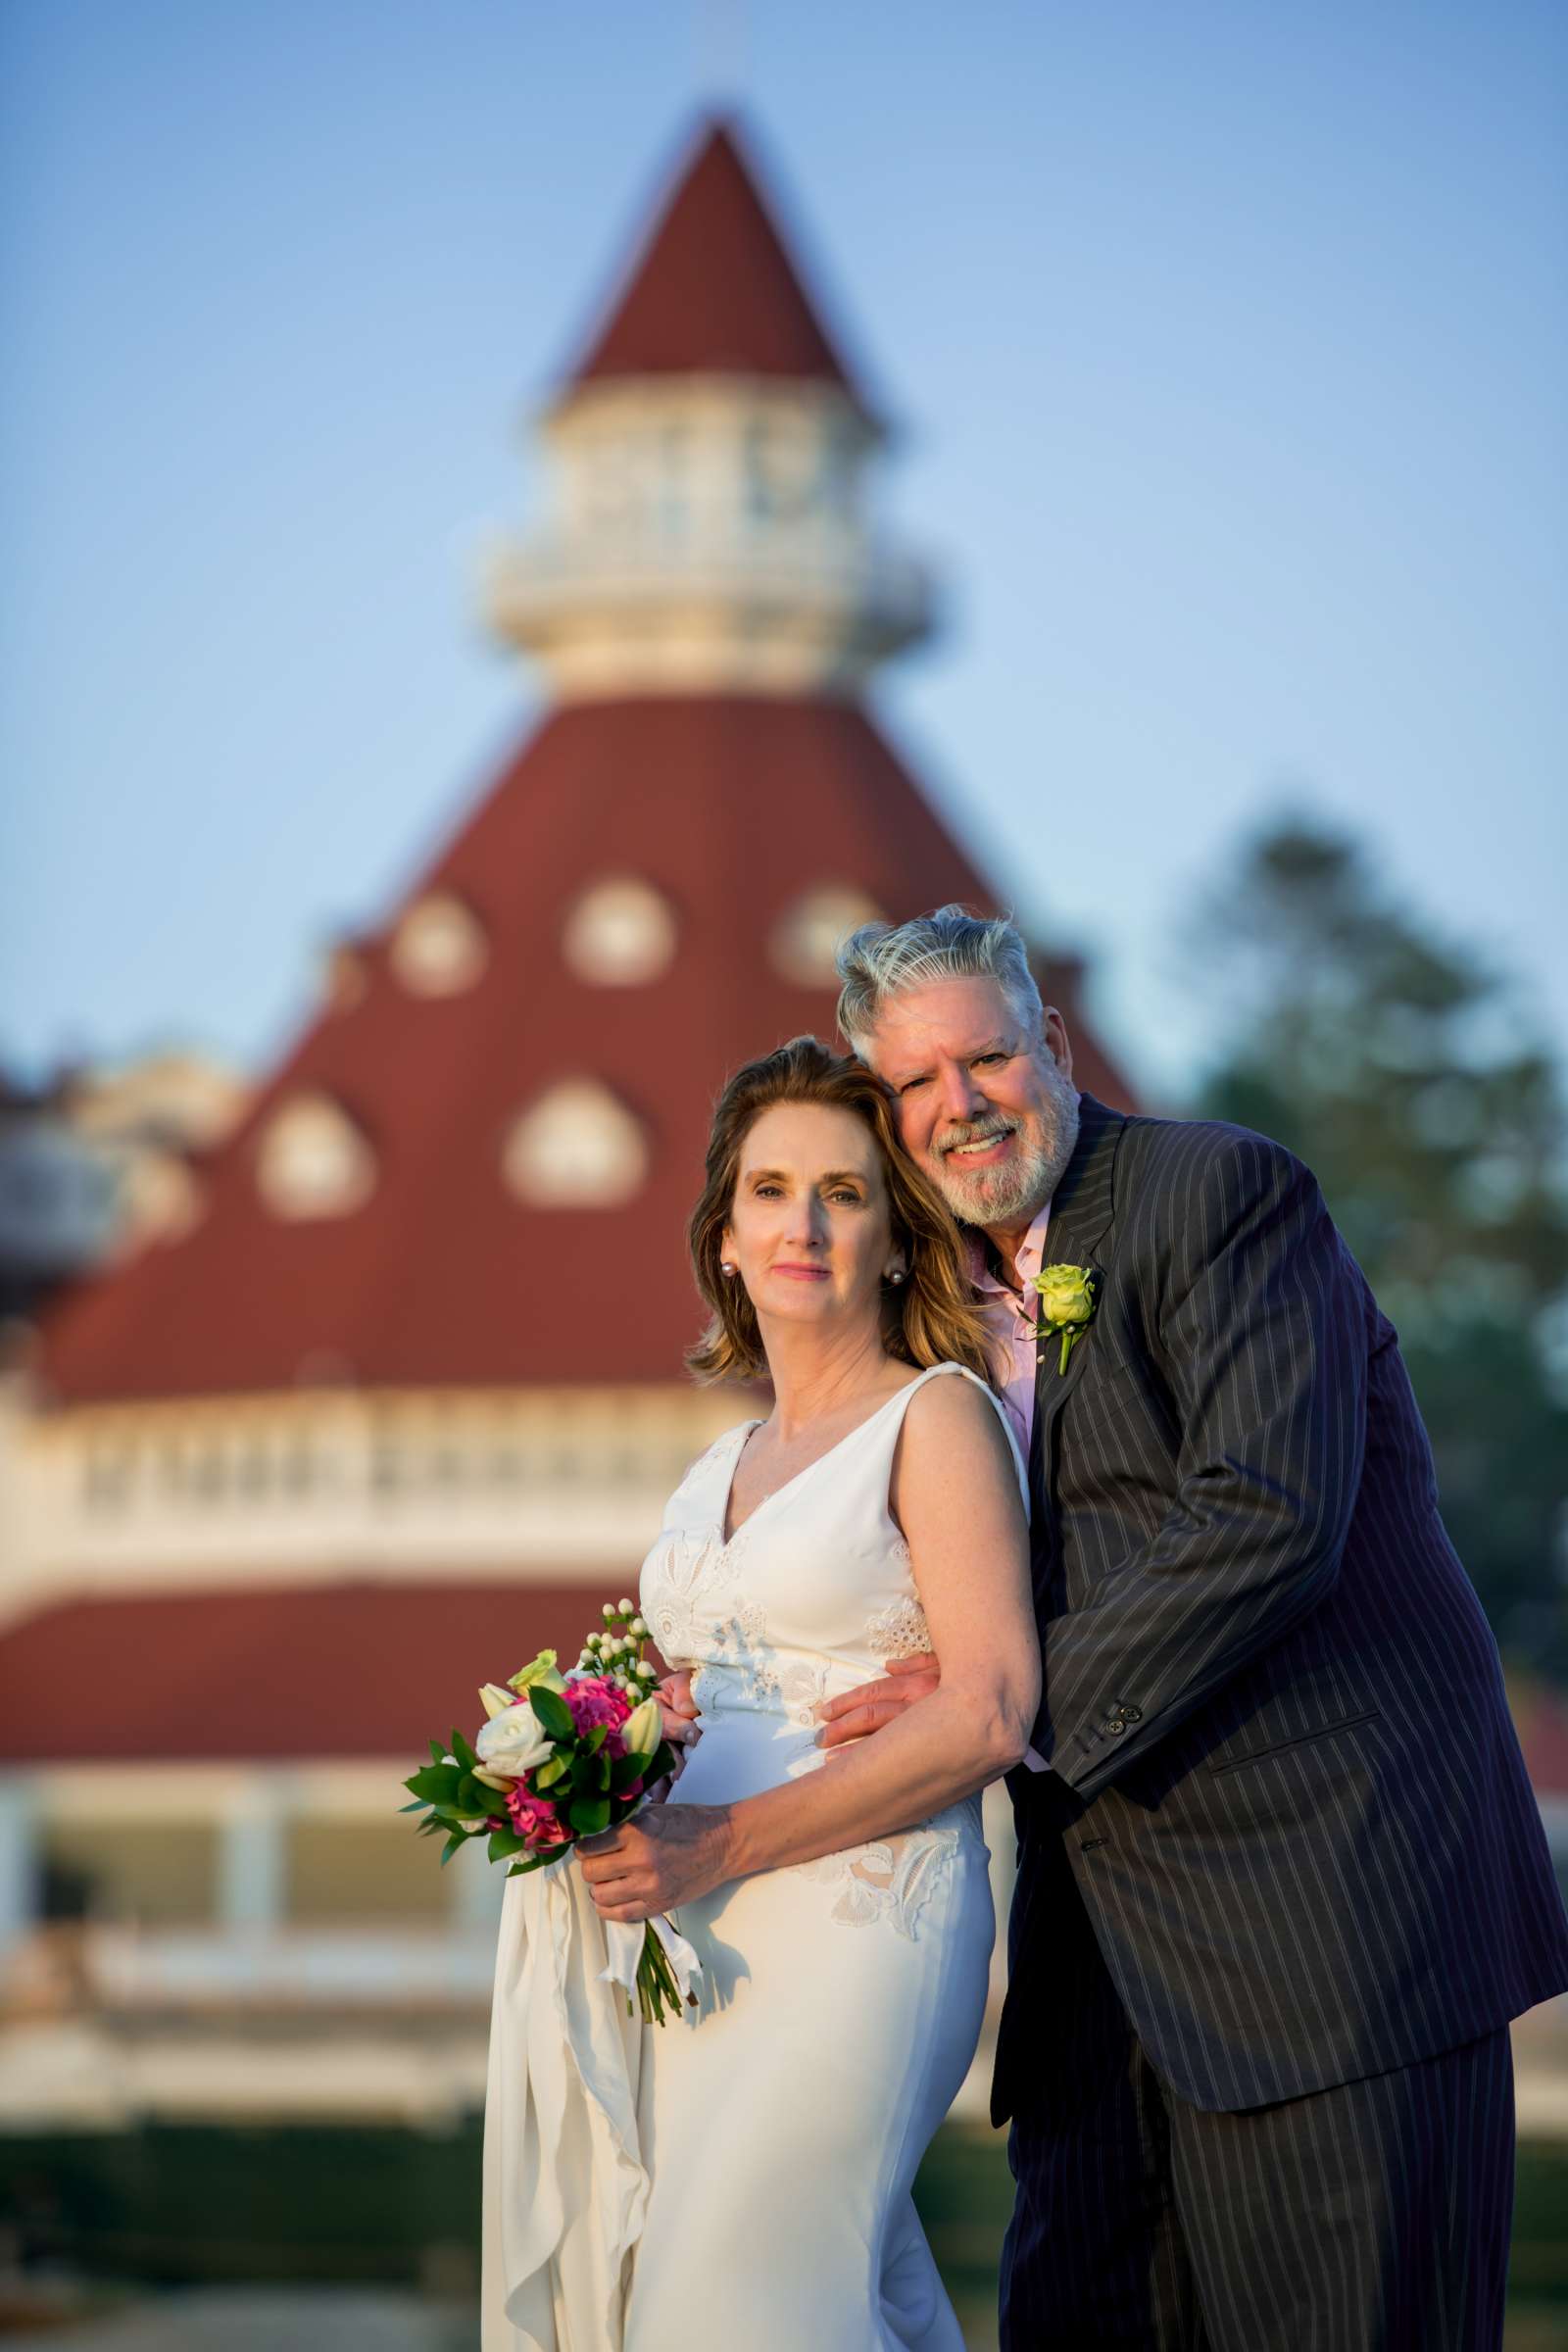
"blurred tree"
1185,818,1568,1673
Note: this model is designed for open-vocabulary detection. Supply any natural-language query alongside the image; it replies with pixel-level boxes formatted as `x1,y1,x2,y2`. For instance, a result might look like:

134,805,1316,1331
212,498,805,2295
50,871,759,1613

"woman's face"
721,1101,903,1343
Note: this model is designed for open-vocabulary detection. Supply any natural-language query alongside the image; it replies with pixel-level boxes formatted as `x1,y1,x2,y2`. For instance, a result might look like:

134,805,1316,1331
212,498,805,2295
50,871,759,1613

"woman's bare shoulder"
898,1366,1016,1474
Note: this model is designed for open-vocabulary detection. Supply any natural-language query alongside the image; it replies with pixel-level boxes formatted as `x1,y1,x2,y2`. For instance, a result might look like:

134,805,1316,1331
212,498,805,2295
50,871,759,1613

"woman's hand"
658,1669,704,1764
579,1802,734,1923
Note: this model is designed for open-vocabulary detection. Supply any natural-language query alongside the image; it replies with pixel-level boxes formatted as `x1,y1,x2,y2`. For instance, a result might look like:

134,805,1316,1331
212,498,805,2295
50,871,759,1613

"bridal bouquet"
401,1599,699,2024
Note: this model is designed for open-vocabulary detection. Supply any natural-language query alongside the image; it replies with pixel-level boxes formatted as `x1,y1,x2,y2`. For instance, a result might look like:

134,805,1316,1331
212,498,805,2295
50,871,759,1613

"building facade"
0,116,1135,2129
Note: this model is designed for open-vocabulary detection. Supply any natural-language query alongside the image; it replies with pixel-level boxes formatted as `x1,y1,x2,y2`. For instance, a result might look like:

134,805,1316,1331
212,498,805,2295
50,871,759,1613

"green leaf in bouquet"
455,1774,489,1818
396,1800,427,1814
506,1854,546,1877
584,1724,608,1754
592,1751,612,1792
406,1763,464,1805
567,1795,611,1836
534,1755,567,1790
450,1726,480,1771
487,1827,530,1863
439,1828,469,1866
609,1751,650,1792
427,1800,476,1830
428,1739,448,1765
528,1683,574,1741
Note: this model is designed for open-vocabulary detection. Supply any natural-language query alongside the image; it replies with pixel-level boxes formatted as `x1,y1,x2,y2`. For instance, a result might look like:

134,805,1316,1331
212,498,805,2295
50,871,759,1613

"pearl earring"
887,1268,906,1288
720,1261,737,1277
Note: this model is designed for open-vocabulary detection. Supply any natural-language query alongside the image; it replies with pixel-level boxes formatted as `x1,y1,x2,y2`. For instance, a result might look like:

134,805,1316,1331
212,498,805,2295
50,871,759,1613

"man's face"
863,975,1079,1229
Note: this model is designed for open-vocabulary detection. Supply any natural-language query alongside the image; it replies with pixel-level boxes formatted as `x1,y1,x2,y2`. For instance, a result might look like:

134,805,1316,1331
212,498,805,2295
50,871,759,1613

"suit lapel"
1028,1095,1125,1600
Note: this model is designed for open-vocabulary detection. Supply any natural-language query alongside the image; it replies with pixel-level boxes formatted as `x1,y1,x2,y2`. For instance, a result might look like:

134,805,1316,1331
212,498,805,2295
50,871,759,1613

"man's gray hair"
834,904,1044,1058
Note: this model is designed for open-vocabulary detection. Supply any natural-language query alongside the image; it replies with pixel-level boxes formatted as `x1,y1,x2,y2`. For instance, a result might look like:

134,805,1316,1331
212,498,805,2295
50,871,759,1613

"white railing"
84,1924,498,2007
489,537,931,620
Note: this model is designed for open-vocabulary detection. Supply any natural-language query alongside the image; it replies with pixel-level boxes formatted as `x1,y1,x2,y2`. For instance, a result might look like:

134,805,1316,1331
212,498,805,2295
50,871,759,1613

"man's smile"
946,1134,1014,1163
939,1118,1018,1167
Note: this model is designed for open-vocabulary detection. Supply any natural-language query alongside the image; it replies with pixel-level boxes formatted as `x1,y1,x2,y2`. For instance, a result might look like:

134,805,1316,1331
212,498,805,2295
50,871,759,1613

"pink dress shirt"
967,1204,1054,1776
967,1202,1052,1456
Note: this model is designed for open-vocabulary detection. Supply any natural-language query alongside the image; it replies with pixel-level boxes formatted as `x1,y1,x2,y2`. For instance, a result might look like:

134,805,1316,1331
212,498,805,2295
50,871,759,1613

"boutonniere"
1030,1264,1098,1374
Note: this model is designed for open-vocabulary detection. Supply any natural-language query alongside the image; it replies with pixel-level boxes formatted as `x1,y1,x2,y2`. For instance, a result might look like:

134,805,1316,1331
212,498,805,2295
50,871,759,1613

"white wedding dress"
623,1360,1027,2350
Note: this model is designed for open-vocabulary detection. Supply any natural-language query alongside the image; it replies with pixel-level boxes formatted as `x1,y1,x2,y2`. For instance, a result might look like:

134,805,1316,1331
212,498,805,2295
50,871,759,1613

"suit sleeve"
1038,1130,1368,1802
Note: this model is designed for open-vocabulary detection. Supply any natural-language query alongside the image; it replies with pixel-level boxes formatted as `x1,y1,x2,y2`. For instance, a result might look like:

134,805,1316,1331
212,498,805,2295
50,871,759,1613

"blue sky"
3,0,1564,1106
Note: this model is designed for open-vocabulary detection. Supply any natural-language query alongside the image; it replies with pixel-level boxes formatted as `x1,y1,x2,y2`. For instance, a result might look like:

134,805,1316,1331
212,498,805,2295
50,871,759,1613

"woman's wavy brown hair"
685,1035,998,1389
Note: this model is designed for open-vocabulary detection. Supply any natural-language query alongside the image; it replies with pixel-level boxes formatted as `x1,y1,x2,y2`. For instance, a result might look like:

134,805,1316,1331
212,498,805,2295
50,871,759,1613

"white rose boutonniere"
1031,1264,1098,1375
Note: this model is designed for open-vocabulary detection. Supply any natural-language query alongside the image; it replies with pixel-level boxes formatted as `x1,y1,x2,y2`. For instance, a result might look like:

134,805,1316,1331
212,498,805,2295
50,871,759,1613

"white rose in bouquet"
474,1701,555,1783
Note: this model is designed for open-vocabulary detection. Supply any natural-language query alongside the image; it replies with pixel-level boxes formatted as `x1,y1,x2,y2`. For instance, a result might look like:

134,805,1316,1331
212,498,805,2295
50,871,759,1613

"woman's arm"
581,1376,1038,1922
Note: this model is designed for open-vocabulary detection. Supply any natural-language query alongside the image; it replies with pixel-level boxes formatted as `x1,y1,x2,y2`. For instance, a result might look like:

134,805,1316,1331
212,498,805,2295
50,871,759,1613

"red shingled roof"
0,1585,616,1763
566,116,871,411
34,695,1134,1405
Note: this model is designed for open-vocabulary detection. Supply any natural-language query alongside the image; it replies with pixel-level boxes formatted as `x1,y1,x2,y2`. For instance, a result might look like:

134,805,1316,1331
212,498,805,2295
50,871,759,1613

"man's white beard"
933,1067,1081,1228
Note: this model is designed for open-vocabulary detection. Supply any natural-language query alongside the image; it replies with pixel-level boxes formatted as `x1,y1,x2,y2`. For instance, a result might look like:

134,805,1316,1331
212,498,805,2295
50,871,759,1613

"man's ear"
1042,1009,1074,1082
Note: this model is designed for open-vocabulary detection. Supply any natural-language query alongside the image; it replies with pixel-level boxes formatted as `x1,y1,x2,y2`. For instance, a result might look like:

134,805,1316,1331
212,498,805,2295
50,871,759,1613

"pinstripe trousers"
997,1869,1516,2352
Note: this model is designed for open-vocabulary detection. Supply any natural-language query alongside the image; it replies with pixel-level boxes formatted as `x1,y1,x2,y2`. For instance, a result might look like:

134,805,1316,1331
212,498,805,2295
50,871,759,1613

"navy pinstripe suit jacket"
993,1094,1568,2122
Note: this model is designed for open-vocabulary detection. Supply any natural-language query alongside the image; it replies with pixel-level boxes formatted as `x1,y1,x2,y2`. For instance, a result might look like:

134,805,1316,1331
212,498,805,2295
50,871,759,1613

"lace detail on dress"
641,1533,710,1666
777,1657,830,1728
685,1594,785,1713
864,1592,931,1661
640,1427,759,1664
793,1820,962,1940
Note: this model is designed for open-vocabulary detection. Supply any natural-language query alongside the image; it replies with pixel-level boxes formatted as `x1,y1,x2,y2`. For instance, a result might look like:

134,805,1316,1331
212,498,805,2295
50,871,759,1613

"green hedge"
2,2121,1564,2332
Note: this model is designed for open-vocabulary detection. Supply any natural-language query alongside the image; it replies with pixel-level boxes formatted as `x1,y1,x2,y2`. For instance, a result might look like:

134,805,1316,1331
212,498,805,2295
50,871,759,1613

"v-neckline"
715,1369,943,1547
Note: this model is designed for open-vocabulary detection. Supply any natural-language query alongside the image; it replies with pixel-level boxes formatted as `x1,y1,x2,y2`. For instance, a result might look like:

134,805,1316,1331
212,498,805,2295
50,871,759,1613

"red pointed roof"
34,696,1136,1405
566,116,871,412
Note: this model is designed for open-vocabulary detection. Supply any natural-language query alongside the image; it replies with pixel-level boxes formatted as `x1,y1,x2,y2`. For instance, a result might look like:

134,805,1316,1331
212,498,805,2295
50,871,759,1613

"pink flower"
564,1677,633,1753
506,1788,569,1851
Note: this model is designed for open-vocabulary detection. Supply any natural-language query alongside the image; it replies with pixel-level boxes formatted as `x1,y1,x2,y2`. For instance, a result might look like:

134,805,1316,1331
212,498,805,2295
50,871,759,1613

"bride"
493,1034,1037,2350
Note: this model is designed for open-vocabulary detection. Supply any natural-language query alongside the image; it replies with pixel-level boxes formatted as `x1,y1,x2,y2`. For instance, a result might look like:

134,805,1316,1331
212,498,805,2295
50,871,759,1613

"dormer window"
257,1094,376,1220
563,878,678,986
320,939,370,1013
390,892,489,998
770,886,884,989
502,1082,648,1209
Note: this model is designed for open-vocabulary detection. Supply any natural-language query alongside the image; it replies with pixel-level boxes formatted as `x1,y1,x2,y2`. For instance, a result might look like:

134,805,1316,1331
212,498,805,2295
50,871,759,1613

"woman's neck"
757,1315,896,1443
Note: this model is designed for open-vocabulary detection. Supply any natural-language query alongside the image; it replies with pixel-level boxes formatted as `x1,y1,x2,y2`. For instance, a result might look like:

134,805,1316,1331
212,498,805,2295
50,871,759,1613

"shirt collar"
967,1200,1053,1298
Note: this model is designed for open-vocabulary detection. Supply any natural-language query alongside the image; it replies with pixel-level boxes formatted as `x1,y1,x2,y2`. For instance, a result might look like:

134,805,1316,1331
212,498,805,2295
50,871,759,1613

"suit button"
1102,1719,1126,1737
1119,1705,1143,1723
1080,1837,1107,1852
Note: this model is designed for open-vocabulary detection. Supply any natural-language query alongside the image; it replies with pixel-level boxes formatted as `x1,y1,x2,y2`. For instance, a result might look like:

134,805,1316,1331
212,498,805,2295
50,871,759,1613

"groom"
811,906,1568,2352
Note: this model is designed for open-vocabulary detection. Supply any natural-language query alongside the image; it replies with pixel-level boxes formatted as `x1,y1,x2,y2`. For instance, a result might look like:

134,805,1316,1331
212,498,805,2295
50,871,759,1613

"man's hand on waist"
815,1650,941,1747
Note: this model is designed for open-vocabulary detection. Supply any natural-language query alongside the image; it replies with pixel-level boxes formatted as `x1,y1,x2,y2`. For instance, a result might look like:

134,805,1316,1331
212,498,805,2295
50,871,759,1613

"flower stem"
634,1922,692,2026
